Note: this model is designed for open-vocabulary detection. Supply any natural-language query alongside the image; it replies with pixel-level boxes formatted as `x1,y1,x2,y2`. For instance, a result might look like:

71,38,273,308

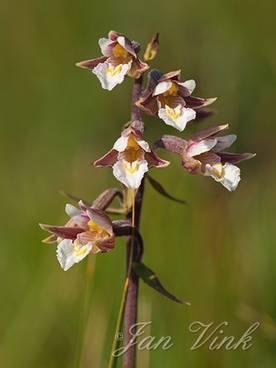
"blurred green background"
1,0,276,367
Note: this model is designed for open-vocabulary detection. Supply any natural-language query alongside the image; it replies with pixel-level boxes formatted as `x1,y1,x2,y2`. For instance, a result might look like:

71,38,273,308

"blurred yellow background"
1,0,275,367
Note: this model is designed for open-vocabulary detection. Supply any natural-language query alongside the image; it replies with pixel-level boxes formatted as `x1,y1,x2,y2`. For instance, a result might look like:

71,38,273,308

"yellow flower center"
88,220,109,238
107,64,123,77
163,83,178,96
127,135,140,148
88,220,103,233
210,163,224,178
112,44,129,59
124,134,143,163
165,105,181,120
124,161,139,174
73,241,89,257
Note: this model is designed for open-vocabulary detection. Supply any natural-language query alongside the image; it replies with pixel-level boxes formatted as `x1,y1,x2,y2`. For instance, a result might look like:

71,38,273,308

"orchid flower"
156,124,255,191
40,202,115,271
136,70,216,131
76,31,149,91
94,121,169,189
40,31,256,368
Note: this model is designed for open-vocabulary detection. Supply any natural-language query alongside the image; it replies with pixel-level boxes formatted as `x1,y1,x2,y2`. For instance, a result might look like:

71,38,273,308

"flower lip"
56,239,93,271
206,162,241,192
158,105,196,132
92,60,132,91
113,159,149,189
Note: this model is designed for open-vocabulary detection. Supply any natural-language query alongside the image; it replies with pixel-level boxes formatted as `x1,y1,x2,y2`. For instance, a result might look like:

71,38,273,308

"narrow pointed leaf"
133,262,190,305
146,175,187,204
59,190,91,207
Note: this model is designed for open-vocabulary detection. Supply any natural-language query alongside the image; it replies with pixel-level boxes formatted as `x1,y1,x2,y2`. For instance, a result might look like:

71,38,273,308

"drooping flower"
156,124,255,191
40,202,115,271
94,120,169,189
76,31,149,91
136,70,216,131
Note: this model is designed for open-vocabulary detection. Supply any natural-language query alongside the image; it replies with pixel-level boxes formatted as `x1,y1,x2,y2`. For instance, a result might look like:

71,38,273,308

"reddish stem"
131,76,143,121
123,76,144,368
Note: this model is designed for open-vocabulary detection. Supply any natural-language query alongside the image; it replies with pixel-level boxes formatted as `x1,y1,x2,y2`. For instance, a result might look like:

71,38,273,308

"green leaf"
146,175,187,204
59,190,91,206
133,262,190,305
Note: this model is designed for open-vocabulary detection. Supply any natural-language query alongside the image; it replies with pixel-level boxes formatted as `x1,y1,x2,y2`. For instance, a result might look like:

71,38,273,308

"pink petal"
145,151,170,168
191,124,229,141
76,56,108,70
94,149,118,167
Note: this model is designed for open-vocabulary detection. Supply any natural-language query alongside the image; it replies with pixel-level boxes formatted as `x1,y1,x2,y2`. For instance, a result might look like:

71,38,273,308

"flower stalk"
123,77,144,368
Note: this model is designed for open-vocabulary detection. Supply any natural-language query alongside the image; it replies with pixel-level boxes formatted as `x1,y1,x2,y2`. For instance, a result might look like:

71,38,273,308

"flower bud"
144,33,159,61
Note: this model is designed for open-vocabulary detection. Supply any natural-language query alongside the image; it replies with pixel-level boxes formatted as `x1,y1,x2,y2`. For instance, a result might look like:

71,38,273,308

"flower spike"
76,31,149,91
136,70,216,131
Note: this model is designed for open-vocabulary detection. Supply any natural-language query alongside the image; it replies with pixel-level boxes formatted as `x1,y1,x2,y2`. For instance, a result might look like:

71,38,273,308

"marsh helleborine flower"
157,124,255,191
136,70,216,131
94,121,169,189
40,202,115,270
76,31,149,91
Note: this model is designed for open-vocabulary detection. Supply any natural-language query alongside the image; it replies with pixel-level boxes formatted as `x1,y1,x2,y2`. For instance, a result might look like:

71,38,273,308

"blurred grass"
0,0,276,367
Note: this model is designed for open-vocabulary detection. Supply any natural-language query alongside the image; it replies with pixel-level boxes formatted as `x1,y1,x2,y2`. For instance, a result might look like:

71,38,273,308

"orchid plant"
40,31,255,368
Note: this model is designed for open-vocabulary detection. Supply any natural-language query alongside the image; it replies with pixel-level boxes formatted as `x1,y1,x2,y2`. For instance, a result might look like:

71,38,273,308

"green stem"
108,278,129,368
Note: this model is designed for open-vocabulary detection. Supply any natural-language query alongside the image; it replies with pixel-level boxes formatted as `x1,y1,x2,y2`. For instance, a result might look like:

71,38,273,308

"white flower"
158,104,196,131
56,239,93,271
92,61,132,91
113,159,148,189
206,162,241,191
